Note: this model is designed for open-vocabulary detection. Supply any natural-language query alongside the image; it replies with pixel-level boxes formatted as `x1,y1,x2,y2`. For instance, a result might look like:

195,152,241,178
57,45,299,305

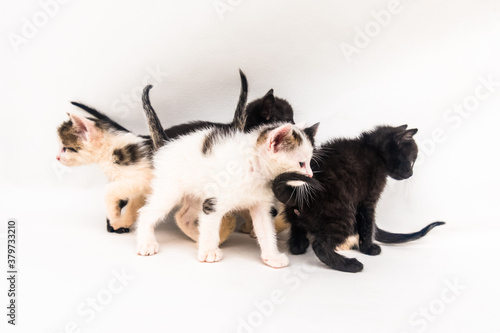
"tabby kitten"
272,125,445,273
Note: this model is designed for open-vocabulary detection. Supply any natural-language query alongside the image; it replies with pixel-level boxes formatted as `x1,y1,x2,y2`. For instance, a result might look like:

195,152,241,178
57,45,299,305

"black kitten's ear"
395,124,408,131
262,89,276,120
304,122,320,139
396,128,418,142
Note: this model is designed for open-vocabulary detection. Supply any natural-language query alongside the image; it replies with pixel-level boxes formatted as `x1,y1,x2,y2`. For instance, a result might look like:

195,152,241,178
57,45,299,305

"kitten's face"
384,126,419,180
260,123,320,178
244,90,294,131
56,114,101,166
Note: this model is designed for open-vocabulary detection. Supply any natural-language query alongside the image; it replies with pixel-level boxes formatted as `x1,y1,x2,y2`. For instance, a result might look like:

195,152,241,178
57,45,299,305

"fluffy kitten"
136,90,319,268
272,125,445,273
57,111,154,234
141,83,296,241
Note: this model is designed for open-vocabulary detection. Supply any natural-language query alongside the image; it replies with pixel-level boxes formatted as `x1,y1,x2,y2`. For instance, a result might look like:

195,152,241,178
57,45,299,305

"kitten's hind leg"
176,196,237,245
312,236,363,273
250,204,289,268
356,204,381,256
239,210,254,235
175,196,202,242
104,182,125,232
136,188,180,256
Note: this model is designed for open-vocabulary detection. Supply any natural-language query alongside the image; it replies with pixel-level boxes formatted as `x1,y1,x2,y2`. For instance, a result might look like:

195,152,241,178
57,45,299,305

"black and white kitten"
137,85,319,268
272,125,445,273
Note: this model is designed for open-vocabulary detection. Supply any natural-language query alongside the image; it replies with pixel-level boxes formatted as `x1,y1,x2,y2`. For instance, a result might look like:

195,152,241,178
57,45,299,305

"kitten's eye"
64,147,77,153
299,162,305,168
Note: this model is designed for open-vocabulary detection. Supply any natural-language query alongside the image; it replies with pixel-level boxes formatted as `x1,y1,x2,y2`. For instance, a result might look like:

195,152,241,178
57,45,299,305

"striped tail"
232,69,249,131
141,85,168,151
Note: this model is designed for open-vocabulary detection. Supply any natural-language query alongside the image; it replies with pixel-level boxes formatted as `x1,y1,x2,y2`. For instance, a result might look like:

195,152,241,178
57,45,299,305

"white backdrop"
1,1,499,332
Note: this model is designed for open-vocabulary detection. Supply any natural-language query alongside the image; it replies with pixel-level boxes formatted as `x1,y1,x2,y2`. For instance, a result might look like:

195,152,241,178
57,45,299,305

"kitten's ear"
304,122,320,139
267,124,293,153
396,128,418,143
395,124,408,131
261,89,276,121
68,113,97,141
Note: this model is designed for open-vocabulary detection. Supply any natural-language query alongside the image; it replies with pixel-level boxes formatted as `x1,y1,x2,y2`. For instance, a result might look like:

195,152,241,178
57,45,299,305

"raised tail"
272,172,322,210
375,221,445,244
142,85,168,151
232,69,249,131
70,101,130,132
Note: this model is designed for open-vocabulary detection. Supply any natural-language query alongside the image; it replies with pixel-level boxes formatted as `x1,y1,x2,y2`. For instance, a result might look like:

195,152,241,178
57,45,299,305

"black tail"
141,85,168,151
70,101,130,132
272,172,322,210
375,221,445,244
232,69,249,131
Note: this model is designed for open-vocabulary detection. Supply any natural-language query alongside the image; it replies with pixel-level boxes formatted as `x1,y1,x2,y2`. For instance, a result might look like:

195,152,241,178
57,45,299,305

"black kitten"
272,125,445,273
243,89,294,131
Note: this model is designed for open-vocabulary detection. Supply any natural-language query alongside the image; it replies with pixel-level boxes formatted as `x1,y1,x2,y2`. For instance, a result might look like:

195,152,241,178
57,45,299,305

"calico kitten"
136,88,319,268
272,125,445,273
57,111,154,234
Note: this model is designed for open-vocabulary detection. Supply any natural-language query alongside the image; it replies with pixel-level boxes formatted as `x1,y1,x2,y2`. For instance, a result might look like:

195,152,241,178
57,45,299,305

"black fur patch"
118,199,128,210
71,102,130,133
303,123,320,146
270,207,278,217
202,126,235,155
202,198,217,214
113,144,142,166
244,93,295,132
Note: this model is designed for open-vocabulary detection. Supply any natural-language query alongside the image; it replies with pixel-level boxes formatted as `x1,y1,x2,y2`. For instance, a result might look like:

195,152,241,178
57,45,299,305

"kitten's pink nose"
305,165,313,177
56,156,61,161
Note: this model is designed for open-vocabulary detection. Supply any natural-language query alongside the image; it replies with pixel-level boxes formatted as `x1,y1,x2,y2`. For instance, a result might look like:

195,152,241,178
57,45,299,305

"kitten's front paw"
198,248,223,263
107,218,130,234
289,236,309,255
136,240,159,256
360,243,381,256
340,258,364,273
262,253,289,268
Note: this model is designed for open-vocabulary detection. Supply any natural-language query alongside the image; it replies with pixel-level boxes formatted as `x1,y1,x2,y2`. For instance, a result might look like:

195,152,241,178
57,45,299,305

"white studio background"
0,1,499,333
